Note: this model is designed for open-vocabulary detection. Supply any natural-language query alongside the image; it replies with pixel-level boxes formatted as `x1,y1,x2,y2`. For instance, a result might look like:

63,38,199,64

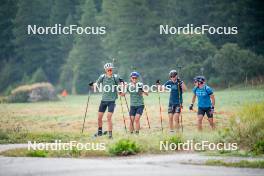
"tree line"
0,0,263,94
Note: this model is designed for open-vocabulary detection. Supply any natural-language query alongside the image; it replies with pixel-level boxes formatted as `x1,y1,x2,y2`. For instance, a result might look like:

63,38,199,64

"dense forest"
0,0,263,94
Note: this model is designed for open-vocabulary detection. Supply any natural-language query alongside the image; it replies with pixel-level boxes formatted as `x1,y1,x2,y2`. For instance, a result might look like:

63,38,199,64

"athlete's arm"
119,92,126,96
138,83,148,96
118,80,128,96
189,94,196,110
142,90,149,96
181,82,187,92
155,79,163,92
191,94,196,104
210,94,215,107
161,81,171,92
94,75,104,85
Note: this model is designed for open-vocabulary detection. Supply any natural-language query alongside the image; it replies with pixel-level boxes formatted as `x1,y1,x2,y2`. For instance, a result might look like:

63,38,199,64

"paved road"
0,144,263,176
1,154,264,176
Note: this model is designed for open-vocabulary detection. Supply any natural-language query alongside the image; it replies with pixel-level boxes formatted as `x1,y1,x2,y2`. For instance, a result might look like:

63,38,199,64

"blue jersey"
192,85,213,108
164,80,183,105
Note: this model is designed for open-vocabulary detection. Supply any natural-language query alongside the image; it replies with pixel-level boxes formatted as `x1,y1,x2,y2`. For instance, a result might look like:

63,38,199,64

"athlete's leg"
168,113,174,131
135,114,141,132
206,109,215,129
173,113,180,130
197,114,204,131
130,116,135,132
207,118,215,129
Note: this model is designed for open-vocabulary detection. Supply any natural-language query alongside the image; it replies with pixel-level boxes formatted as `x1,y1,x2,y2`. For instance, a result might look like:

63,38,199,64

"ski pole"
123,95,135,131
119,95,127,132
112,57,128,132
177,82,183,132
81,86,91,134
137,71,150,129
144,105,151,129
157,88,164,132
140,87,150,129
176,66,184,132
180,106,183,132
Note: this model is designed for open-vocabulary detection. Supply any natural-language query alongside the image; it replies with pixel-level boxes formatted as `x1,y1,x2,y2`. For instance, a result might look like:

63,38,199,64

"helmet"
104,63,114,70
130,71,140,78
194,76,205,83
169,70,177,77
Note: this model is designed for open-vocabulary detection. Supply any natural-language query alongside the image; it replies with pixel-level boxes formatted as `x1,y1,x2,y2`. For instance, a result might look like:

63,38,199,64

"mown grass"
0,130,230,157
0,147,109,158
0,130,83,144
0,89,264,158
1,89,264,131
0,133,184,158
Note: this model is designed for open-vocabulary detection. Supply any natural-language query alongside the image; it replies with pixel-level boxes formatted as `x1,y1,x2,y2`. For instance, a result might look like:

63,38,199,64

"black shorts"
98,101,116,113
168,104,181,114
198,107,213,118
129,105,144,116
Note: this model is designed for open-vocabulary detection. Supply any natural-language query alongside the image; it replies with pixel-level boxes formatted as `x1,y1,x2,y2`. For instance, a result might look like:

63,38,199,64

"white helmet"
104,63,114,70
169,70,177,77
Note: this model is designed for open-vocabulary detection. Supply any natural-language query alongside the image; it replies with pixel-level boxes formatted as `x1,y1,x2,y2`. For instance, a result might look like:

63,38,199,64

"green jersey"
96,74,121,101
127,82,144,106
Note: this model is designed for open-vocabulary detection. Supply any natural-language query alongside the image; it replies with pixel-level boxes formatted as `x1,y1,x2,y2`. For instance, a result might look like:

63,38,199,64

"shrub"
0,130,9,140
8,82,58,103
253,140,264,155
108,139,140,156
221,102,264,151
168,136,183,145
26,150,48,157
161,135,183,150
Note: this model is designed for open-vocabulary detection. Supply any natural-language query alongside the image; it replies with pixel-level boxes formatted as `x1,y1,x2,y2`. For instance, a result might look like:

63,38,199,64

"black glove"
88,82,94,86
136,82,143,92
189,104,193,110
156,79,161,84
119,78,124,83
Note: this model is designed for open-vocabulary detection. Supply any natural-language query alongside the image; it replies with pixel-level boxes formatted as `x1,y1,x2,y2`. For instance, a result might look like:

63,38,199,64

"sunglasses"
131,77,138,80
107,69,113,72
170,75,177,78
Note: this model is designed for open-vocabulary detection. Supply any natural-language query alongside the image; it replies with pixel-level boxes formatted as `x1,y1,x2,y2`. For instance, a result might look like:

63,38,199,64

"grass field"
0,88,264,156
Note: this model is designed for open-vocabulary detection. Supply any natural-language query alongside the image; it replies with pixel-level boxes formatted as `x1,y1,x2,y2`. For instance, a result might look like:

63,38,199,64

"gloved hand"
119,78,124,83
88,82,94,86
210,106,214,115
189,104,193,110
136,82,143,92
156,79,161,84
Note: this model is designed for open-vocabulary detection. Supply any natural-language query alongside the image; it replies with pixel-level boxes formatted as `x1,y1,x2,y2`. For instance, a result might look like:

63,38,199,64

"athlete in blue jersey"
157,70,187,132
189,76,215,131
